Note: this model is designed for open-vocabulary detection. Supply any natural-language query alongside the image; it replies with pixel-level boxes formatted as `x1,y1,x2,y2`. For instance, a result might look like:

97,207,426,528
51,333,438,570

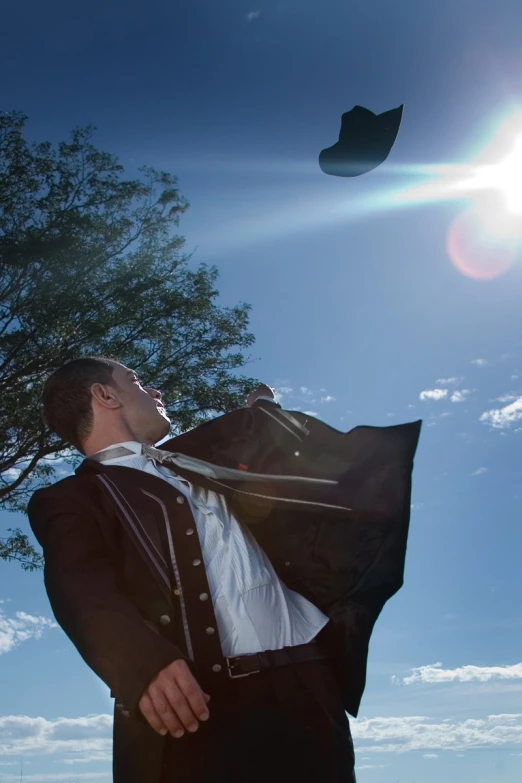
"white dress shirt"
97,441,328,657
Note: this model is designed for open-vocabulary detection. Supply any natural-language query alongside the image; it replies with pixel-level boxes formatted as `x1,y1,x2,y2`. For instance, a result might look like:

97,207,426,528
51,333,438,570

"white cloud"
472,467,488,476
352,713,522,753
450,389,471,403
7,709,522,765
423,753,439,759
0,607,57,655
2,467,21,481
436,377,462,385
480,397,522,429
419,389,448,402
0,775,109,782
300,386,312,395
60,753,112,765
400,661,522,685
494,393,518,403
356,763,391,770
272,385,292,405
472,358,488,367
245,10,260,21
0,714,112,758
320,395,336,403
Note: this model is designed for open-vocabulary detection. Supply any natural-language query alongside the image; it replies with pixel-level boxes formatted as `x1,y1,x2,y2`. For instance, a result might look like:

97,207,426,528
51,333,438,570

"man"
28,357,421,783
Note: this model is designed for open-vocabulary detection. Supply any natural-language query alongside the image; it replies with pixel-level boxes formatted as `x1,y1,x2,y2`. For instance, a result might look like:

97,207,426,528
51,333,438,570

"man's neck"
91,440,142,456
84,432,152,458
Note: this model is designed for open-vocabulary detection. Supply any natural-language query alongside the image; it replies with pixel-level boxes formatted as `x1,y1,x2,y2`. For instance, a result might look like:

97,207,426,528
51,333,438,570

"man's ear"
90,383,121,410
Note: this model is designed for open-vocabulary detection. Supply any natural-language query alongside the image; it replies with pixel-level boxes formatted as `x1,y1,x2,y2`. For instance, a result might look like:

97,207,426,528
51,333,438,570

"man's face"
108,362,171,443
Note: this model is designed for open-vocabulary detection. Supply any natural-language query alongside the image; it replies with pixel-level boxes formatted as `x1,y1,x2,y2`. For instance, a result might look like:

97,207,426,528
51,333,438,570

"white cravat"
96,441,329,656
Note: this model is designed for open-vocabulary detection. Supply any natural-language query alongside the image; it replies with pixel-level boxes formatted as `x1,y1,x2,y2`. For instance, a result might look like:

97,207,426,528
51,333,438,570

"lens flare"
447,207,520,280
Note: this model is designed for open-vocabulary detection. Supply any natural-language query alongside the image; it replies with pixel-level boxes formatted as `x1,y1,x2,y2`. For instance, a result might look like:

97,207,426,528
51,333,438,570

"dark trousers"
160,659,356,783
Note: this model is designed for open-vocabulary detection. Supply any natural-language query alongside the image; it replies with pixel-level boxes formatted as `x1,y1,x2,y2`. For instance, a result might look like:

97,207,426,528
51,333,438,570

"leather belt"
226,640,332,679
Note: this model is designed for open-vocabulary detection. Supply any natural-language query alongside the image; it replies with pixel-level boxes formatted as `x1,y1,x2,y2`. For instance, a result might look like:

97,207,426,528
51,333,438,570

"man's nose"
145,387,162,401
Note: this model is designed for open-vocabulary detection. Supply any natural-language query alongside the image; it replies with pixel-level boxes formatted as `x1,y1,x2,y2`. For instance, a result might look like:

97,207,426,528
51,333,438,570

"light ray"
395,110,522,213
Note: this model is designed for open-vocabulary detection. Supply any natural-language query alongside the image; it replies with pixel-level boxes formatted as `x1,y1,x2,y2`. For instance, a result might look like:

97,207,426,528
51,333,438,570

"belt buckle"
226,655,261,679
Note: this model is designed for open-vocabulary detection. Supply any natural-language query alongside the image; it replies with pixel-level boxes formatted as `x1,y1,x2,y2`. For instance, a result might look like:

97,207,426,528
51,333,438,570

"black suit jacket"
28,400,421,783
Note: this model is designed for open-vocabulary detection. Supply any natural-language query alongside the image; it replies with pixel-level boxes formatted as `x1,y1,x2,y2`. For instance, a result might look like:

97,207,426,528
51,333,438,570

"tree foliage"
0,111,259,568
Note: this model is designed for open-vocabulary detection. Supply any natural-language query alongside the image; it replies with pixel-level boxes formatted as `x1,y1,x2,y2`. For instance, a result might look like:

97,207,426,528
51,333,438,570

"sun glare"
467,135,522,214
396,111,522,215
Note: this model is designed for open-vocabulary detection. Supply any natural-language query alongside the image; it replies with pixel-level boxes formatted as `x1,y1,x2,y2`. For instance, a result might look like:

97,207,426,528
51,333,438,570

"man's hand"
139,659,210,739
247,384,276,407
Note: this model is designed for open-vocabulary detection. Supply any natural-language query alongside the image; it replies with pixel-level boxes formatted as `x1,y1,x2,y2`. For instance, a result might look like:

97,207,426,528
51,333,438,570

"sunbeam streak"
394,110,522,214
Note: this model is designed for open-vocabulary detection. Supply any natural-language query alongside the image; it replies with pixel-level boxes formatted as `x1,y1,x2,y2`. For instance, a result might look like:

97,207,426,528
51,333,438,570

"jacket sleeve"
329,597,382,717
166,398,310,472
234,398,311,473
251,398,310,444
28,487,186,719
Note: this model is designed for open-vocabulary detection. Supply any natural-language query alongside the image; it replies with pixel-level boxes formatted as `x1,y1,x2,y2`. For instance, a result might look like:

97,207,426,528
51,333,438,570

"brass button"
212,664,222,673
159,614,171,625
199,593,209,602
176,496,185,504
294,450,300,457
173,588,181,596
185,528,194,536
205,627,215,635
192,558,201,567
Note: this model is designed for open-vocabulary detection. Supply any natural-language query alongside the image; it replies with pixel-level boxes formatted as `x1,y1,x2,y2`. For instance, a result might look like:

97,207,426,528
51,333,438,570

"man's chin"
157,413,172,439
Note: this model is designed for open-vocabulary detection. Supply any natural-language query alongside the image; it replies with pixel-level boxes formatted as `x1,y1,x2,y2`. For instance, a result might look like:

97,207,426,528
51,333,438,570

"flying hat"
319,104,404,177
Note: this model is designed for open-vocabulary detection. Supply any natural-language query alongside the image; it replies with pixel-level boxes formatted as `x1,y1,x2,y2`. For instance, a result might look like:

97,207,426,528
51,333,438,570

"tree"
0,111,259,569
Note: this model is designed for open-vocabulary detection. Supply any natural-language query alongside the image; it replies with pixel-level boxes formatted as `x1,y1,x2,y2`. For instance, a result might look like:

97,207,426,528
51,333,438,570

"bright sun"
469,134,522,214
395,112,522,219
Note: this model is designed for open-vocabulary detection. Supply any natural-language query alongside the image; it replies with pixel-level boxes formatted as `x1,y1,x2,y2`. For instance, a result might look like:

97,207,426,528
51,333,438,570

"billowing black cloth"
319,105,403,177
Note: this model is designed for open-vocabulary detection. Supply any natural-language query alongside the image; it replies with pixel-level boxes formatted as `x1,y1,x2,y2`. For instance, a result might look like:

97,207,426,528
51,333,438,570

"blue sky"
2,0,522,780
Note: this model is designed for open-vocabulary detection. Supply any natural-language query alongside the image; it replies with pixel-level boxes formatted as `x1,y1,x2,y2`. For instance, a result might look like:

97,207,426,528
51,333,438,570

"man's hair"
42,357,120,452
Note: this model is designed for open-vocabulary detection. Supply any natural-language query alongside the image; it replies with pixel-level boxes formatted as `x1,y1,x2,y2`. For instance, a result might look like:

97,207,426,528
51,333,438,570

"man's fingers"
138,693,169,737
163,680,202,733
140,660,211,739
149,684,187,738
177,673,210,722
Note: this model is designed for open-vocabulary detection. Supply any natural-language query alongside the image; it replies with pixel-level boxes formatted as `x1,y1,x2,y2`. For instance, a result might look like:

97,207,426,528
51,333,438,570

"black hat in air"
319,105,404,177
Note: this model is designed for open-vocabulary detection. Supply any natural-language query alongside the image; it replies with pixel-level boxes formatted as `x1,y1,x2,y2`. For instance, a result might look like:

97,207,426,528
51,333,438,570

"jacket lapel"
78,462,181,602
